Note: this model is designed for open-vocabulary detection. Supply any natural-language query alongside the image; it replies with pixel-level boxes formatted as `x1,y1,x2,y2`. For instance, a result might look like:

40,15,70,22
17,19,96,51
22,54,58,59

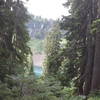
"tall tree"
44,23,62,76
60,0,99,95
91,0,100,92
0,0,31,81
60,0,89,94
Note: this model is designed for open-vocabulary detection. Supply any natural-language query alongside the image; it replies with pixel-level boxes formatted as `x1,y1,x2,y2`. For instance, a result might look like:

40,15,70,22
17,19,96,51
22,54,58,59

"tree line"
0,0,100,99
27,15,54,40
0,0,32,81
44,0,100,96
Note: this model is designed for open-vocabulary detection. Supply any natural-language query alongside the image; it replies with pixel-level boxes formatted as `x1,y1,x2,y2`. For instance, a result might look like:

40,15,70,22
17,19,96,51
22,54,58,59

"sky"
23,0,68,20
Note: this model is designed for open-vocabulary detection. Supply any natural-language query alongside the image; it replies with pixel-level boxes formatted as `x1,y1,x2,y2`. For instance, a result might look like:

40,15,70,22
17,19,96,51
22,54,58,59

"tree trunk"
84,37,94,95
78,29,87,95
83,0,94,95
91,0,100,92
91,30,100,91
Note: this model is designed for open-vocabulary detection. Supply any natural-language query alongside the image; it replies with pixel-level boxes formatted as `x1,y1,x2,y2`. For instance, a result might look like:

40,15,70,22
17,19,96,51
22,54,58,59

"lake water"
34,66,43,77
33,54,45,77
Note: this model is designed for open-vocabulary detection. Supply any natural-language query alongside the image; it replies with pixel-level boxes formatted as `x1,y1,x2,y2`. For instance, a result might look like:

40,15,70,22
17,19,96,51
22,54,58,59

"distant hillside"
27,15,54,40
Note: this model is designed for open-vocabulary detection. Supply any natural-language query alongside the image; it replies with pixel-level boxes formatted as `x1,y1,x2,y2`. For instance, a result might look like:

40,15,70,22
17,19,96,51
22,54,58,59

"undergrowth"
0,75,100,100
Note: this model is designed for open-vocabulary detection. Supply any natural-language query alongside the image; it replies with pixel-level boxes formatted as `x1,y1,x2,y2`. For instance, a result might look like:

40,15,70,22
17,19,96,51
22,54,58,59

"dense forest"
0,0,100,100
27,15,54,40
27,16,54,54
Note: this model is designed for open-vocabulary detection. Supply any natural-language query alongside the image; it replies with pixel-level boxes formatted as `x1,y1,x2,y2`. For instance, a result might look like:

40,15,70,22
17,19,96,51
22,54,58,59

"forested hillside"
27,15,54,40
0,0,100,100
27,16,54,54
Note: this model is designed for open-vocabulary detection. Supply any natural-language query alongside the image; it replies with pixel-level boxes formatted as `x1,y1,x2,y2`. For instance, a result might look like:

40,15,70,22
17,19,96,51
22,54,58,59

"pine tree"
0,0,31,81
44,23,62,76
60,0,99,95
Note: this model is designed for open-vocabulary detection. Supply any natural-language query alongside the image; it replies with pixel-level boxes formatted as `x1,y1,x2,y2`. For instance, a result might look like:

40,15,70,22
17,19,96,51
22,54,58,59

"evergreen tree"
44,23,62,76
0,0,31,81
60,0,100,95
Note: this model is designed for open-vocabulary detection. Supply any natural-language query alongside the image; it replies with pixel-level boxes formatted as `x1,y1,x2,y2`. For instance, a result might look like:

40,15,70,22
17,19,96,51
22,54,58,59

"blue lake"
34,66,43,77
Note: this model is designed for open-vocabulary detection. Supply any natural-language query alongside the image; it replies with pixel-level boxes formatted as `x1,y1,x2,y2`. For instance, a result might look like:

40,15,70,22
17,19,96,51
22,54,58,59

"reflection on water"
34,66,43,77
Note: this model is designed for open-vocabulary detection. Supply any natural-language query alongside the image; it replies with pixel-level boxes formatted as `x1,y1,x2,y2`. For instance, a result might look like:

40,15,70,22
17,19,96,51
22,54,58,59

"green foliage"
88,92,100,99
1,0,100,99
28,39,44,54
44,23,62,75
60,0,93,95
88,97,100,100
27,15,54,40
0,75,100,100
57,58,77,86
91,19,100,34
21,76,84,100
0,76,60,100
0,0,32,81
24,54,34,76
0,79,21,100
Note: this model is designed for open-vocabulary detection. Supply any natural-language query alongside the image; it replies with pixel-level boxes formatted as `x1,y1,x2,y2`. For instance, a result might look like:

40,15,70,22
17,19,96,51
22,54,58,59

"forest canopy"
0,0,100,100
